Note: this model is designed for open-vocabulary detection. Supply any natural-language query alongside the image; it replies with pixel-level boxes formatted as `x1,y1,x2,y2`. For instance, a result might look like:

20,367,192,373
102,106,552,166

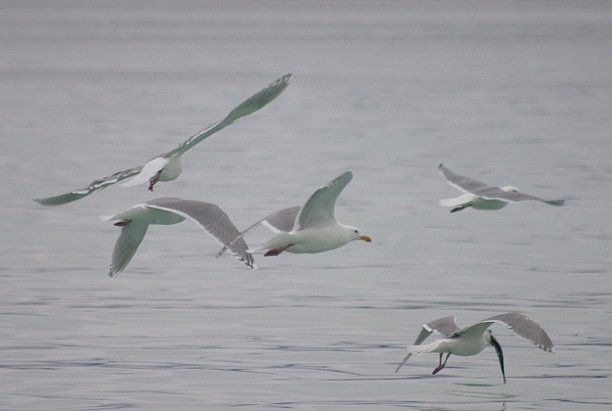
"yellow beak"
359,235,372,242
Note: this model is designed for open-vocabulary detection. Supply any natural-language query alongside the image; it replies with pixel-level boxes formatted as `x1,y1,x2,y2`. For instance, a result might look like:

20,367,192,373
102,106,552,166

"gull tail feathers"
405,340,442,355
439,193,474,208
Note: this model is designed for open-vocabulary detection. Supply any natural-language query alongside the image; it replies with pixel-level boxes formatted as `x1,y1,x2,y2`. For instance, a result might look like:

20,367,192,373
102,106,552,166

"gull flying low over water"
102,197,255,277
438,163,565,213
35,74,292,206
395,312,554,383
218,171,371,258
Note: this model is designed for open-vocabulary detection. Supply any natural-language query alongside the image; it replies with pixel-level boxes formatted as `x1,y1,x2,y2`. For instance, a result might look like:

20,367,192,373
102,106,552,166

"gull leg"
432,353,451,375
113,220,131,227
264,245,292,257
148,170,163,191
450,205,469,213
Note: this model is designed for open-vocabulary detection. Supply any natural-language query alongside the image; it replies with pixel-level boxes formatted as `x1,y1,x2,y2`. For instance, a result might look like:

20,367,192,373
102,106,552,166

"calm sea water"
2,1,612,410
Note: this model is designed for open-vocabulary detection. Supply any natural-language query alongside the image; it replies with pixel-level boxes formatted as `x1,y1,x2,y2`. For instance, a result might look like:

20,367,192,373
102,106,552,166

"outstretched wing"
107,219,149,278
296,171,353,230
484,312,554,352
34,74,291,206
146,198,255,269
478,187,565,206
395,316,460,373
438,163,490,194
168,73,292,157
34,165,143,206
216,206,300,258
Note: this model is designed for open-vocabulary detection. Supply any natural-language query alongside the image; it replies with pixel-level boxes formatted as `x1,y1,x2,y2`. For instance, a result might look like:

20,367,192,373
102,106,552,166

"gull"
34,74,292,206
101,197,255,277
218,171,371,258
438,163,565,213
395,312,554,383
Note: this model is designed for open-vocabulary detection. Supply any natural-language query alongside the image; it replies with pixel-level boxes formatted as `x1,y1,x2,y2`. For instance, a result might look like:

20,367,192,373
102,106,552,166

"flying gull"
395,312,554,383
102,197,255,277
218,171,371,258
35,74,292,206
438,163,565,212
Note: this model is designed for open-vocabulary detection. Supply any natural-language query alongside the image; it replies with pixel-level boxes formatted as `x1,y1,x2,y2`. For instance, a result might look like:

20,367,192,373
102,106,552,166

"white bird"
395,312,554,383
438,163,565,213
101,197,255,277
218,171,371,258
35,74,292,206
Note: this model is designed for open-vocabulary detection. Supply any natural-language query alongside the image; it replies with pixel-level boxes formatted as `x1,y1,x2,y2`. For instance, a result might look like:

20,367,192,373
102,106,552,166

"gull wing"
453,320,496,340
145,198,255,269
478,187,565,206
216,206,300,258
107,219,149,278
168,73,292,157
395,316,460,373
483,312,554,352
34,165,143,206
34,74,291,206
438,163,490,194
296,171,353,230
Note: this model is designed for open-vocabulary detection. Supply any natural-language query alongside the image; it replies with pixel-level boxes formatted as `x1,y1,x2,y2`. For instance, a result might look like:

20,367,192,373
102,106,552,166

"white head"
343,224,372,243
501,185,521,193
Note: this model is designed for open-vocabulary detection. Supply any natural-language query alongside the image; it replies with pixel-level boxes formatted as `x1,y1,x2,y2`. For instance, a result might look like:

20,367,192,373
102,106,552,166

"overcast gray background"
2,1,611,410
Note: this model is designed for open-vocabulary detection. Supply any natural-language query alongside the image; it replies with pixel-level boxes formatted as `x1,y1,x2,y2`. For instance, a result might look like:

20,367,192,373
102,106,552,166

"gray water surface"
2,1,612,410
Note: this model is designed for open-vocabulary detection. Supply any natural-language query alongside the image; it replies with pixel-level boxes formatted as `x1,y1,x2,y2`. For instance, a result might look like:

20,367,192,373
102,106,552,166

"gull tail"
439,193,474,208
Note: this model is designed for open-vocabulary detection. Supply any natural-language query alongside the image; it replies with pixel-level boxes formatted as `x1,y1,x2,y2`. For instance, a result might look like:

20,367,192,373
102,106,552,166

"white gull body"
438,163,565,213
35,74,292,206
395,312,554,383
102,197,255,277
218,171,371,258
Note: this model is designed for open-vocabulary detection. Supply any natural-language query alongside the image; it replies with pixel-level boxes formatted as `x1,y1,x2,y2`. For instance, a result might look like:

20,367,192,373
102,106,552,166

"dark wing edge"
485,312,554,352
34,165,143,206
147,200,256,269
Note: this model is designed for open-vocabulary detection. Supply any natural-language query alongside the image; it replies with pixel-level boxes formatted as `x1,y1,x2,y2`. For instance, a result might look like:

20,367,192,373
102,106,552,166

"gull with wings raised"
395,312,554,383
35,74,291,206
218,171,371,258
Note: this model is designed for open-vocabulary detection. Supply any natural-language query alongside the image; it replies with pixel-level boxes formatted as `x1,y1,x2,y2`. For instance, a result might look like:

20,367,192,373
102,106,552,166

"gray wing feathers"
297,171,353,230
34,74,291,206
172,73,292,157
34,165,143,206
395,316,460,373
216,206,300,258
480,188,564,205
109,221,149,277
147,199,255,269
222,73,292,125
261,206,301,233
439,163,489,193
424,316,461,339
485,313,554,352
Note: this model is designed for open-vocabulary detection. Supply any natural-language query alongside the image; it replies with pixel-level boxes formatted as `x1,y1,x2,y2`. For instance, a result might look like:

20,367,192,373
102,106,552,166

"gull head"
501,185,521,193
344,225,372,243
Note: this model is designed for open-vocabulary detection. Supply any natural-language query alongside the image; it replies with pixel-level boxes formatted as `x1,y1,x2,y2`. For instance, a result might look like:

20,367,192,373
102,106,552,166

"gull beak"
489,334,507,384
359,235,372,242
